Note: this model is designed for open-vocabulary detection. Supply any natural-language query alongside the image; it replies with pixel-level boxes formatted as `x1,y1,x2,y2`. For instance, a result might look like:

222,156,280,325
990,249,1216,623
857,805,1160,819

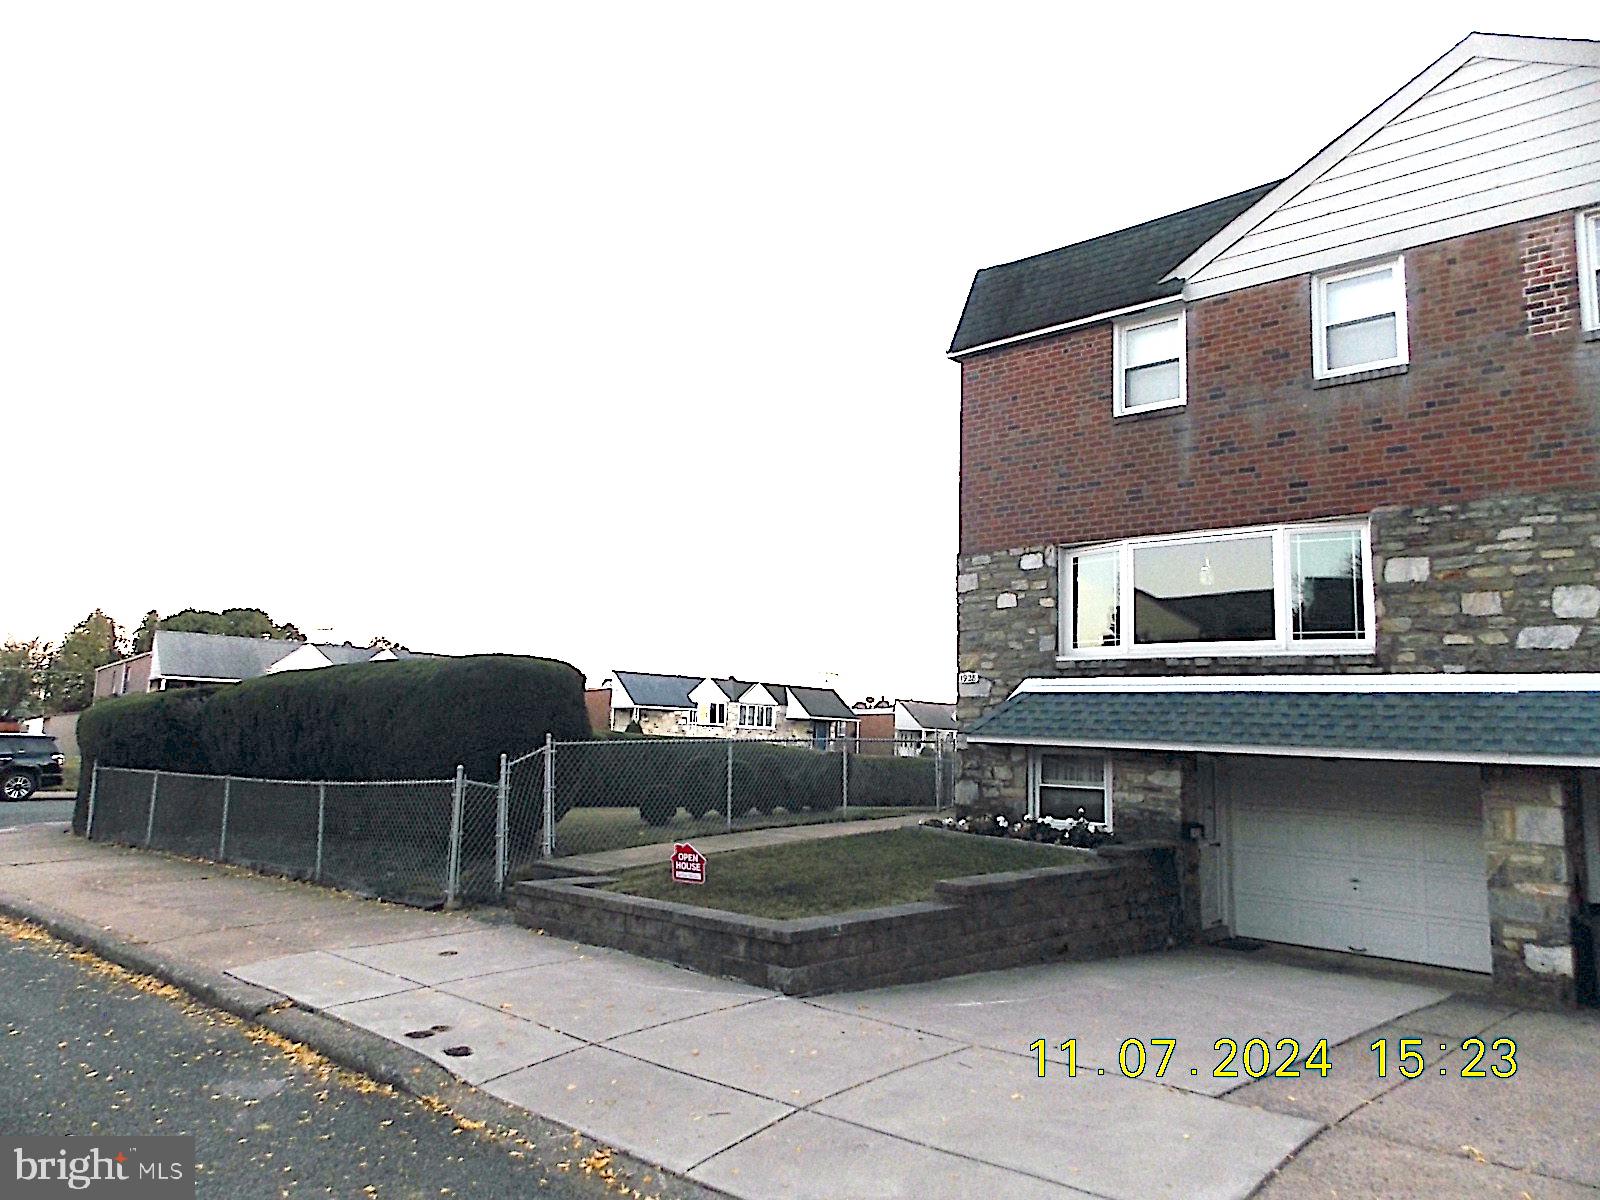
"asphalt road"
0,798,75,828
0,918,690,1198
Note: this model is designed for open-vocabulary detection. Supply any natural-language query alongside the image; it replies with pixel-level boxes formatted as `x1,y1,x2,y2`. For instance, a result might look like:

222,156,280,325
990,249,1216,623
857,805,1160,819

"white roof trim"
1164,33,1600,286
947,297,1176,360
1011,673,1600,695
965,733,1600,769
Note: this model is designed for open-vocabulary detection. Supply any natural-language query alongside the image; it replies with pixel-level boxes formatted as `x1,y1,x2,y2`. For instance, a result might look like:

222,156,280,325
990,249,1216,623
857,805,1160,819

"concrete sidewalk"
546,811,928,874
3,821,1594,1200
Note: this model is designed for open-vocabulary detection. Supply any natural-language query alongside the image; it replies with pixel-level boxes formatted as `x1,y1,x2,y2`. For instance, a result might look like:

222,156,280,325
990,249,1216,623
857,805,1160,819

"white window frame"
1112,306,1187,416
1311,255,1409,379
1028,751,1113,831
1058,519,1375,661
737,703,775,728
706,702,727,726
1578,209,1600,334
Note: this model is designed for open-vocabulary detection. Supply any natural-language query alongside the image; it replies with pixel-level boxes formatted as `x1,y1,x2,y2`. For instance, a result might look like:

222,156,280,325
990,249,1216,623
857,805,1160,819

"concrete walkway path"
2,820,1595,1200
550,812,928,874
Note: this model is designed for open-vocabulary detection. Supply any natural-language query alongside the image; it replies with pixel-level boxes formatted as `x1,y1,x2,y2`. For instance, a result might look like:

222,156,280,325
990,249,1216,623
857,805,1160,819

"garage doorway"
1216,757,1492,973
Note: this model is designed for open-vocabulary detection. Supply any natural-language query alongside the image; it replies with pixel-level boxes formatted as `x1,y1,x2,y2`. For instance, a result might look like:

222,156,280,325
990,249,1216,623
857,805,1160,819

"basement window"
1030,752,1111,829
1312,257,1409,378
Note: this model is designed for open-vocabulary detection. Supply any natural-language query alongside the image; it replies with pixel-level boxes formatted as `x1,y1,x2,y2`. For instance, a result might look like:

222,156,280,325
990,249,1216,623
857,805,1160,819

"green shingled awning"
963,679,1600,766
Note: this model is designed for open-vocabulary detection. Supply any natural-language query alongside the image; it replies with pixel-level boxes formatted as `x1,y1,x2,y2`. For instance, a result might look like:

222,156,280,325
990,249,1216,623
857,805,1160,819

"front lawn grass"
602,827,1077,918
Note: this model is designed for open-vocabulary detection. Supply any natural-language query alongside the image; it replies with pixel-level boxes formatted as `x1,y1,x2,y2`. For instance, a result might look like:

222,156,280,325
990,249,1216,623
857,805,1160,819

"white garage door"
1228,758,1492,973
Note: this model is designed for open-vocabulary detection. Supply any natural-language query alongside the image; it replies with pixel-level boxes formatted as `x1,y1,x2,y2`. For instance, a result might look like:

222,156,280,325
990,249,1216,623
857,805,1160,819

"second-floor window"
737,704,774,728
1312,256,1408,378
1579,209,1600,334
1113,308,1186,415
1060,519,1373,659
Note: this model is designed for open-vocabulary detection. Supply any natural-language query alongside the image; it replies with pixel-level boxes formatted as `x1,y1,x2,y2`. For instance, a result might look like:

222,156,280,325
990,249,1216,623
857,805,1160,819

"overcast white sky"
6,3,1595,700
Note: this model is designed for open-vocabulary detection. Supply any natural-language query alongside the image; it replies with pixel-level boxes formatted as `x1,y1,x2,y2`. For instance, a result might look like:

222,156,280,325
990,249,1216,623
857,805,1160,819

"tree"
133,610,161,655
146,608,303,643
45,610,121,714
0,640,48,719
367,635,409,653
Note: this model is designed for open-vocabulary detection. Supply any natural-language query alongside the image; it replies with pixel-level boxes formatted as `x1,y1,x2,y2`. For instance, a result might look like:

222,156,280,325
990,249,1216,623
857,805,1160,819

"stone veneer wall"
953,489,1597,1004
956,489,1600,732
510,837,1184,995
1483,766,1588,1006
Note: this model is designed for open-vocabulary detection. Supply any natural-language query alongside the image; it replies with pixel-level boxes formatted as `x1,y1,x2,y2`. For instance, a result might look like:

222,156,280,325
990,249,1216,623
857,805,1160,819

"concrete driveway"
229,939,1509,1200
5,824,1591,1200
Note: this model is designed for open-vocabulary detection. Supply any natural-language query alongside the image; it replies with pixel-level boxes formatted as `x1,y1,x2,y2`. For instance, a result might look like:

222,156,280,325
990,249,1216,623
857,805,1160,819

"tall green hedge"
74,655,589,832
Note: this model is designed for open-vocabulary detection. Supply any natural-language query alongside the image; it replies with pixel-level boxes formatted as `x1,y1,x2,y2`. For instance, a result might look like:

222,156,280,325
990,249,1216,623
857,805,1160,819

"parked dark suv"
0,734,66,801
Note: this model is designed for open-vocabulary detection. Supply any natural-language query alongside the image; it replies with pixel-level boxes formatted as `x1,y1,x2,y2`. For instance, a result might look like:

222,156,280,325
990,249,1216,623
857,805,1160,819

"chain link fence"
83,739,955,906
506,737,954,867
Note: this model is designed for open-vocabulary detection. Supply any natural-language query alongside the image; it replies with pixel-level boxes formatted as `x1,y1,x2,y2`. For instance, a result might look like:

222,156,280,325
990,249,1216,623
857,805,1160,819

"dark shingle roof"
948,181,1279,356
899,700,957,731
154,630,300,681
613,671,700,709
965,688,1600,763
712,678,755,702
786,685,857,722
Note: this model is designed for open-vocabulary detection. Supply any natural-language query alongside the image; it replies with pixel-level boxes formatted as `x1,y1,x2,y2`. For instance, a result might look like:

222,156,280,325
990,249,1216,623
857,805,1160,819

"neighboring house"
21,712,80,760
93,630,417,699
584,687,612,736
950,33,1600,1005
853,699,897,754
893,700,957,756
602,670,860,746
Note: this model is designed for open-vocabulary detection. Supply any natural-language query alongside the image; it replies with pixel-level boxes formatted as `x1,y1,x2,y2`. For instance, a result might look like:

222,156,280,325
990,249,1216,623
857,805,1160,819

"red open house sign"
671,842,706,885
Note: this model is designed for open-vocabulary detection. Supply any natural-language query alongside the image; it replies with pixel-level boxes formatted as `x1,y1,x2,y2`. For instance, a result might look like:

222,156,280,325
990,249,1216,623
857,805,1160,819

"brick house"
950,33,1600,1004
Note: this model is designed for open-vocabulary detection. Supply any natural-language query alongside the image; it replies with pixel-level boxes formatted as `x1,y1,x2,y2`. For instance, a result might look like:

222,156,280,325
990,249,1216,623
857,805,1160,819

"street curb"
0,890,731,1200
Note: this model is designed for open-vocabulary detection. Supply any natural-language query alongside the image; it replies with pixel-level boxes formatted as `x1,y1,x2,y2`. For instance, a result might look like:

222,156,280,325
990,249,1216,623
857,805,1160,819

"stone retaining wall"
509,833,1184,995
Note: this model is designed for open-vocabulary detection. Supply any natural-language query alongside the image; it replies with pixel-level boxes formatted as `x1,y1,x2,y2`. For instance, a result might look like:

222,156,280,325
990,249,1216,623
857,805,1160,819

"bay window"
1060,520,1372,658
1312,256,1408,378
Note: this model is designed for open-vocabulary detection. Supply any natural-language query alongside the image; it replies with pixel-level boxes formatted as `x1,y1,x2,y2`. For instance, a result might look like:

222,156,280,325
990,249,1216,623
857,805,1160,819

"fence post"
841,741,849,811
85,764,99,840
315,783,326,883
540,734,555,859
219,777,231,860
145,772,159,846
446,765,465,906
933,748,942,809
725,740,734,831
495,752,509,895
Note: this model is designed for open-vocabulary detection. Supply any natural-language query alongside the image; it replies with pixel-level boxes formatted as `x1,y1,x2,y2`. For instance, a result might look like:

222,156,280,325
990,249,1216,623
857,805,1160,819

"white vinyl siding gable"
1182,50,1600,299
1580,208,1600,332
1113,308,1186,415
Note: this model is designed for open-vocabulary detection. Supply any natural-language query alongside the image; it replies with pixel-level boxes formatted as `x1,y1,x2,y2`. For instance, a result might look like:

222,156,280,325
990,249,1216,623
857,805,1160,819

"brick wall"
959,213,1599,555
511,835,1185,994
583,688,611,736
